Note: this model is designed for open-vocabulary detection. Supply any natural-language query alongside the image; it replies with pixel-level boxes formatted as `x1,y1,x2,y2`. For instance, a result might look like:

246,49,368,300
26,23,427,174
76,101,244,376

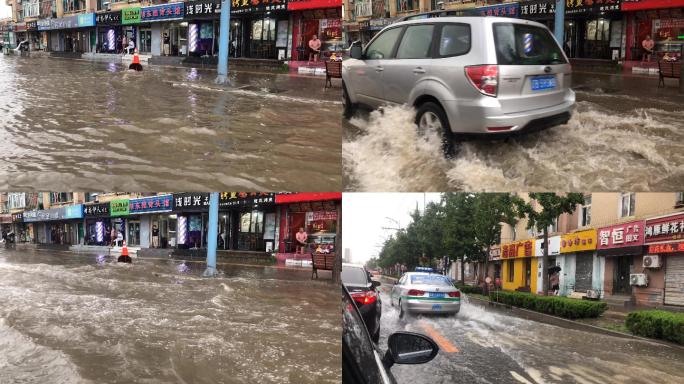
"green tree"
441,193,479,285
518,193,585,296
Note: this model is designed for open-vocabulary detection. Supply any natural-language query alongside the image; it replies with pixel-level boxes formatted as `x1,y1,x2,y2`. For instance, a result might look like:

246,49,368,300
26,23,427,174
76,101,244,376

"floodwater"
0,55,342,190
0,247,340,383
343,75,684,191
374,281,684,384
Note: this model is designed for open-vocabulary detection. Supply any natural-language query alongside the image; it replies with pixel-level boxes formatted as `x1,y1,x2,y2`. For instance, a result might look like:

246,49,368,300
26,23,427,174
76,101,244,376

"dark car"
343,285,440,384
342,263,382,342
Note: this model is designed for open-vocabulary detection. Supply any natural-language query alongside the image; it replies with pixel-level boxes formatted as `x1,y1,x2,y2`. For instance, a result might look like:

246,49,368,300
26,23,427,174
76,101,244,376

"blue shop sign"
23,204,84,222
37,19,51,31
129,195,174,214
141,3,185,22
476,2,520,18
78,13,96,27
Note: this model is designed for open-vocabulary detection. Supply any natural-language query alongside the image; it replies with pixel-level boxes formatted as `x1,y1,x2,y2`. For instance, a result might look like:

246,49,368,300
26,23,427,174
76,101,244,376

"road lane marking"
418,320,459,353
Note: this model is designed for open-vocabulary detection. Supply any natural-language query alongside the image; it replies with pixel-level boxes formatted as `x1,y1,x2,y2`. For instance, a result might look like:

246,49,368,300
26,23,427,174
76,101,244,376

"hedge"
626,310,684,345
455,284,483,295
489,291,607,319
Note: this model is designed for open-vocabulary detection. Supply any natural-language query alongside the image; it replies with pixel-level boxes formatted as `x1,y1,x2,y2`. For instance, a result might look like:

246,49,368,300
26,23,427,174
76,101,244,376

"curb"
467,295,684,351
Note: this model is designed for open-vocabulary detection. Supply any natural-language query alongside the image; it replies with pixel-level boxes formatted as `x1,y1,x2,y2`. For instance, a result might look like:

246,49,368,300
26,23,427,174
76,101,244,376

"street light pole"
554,0,565,47
203,192,219,277
215,0,232,85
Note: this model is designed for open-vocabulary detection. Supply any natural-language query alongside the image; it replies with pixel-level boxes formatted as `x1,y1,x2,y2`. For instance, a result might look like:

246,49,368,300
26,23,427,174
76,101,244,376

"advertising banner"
141,3,185,22
644,212,684,244
561,229,597,253
122,7,142,25
219,192,275,207
597,220,644,249
129,195,173,214
110,199,130,217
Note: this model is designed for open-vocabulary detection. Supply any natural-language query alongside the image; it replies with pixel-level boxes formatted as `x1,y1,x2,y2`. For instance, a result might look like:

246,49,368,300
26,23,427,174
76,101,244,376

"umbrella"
548,265,561,274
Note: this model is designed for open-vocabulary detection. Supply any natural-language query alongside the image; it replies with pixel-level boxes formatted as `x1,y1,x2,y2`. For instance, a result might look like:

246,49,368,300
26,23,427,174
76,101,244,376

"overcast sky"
343,193,441,265
1,4,10,19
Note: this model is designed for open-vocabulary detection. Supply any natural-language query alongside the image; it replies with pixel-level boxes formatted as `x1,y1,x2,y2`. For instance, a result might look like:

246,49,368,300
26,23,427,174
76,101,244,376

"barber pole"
96,221,104,243
178,216,187,245
107,29,115,52
189,24,198,53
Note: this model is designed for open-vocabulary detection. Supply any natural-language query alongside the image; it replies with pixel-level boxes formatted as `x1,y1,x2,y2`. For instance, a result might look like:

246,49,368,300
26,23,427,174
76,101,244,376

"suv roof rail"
396,9,475,22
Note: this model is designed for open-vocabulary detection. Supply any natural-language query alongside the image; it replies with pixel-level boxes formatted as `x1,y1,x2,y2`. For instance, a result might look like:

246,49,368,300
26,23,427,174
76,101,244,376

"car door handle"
413,67,426,74
375,66,384,72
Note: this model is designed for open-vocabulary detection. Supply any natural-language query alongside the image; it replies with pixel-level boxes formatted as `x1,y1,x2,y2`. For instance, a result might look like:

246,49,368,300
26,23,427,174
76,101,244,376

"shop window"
50,192,73,204
620,193,635,218
547,217,558,234
507,260,514,282
676,192,684,208
397,0,419,12
580,196,591,227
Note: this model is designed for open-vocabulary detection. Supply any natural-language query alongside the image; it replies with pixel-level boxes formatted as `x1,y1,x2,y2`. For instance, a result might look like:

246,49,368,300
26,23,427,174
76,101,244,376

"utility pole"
203,192,219,277
554,0,565,46
215,0,232,85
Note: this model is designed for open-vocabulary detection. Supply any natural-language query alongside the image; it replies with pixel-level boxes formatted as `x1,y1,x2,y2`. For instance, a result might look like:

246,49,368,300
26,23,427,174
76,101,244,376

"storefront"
501,239,536,292
128,195,174,247
289,0,342,61
141,2,187,57
184,0,222,57
519,0,557,30
110,198,130,245
95,11,123,53
275,192,341,261
122,7,143,54
11,212,31,243
83,202,112,246
559,229,597,296
0,214,12,238
1,23,16,48
644,212,684,306
25,21,42,50
598,220,645,300
564,0,623,60
488,245,503,289
623,0,684,61
218,193,278,252
358,17,392,44
23,205,84,245
230,0,290,60
39,13,97,53
534,235,561,294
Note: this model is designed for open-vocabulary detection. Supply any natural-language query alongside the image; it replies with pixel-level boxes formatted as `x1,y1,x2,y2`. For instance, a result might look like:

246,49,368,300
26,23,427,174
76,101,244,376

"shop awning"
597,245,644,257
275,192,341,204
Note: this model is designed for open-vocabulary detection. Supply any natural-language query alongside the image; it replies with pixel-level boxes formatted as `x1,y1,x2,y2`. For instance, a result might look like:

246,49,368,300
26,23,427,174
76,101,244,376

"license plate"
429,292,445,298
432,304,442,311
531,76,556,91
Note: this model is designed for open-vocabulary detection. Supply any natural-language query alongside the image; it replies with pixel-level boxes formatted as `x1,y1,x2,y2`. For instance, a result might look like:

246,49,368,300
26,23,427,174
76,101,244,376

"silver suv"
342,17,575,153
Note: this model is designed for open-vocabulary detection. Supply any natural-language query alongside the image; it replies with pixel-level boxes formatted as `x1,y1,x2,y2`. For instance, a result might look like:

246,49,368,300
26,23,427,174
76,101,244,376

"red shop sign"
597,220,644,249
287,0,342,11
648,242,684,254
502,240,533,258
644,212,684,244
621,0,684,11
312,211,338,221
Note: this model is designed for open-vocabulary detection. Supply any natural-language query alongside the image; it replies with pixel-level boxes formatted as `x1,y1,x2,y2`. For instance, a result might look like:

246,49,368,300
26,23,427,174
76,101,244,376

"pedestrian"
152,224,159,248
642,35,655,62
116,231,124,247
121,35,127,55
163,33,170,56
126,39,135,55
110,227,117,247
550,270,560,296
308,35,321,63
295,227,308,254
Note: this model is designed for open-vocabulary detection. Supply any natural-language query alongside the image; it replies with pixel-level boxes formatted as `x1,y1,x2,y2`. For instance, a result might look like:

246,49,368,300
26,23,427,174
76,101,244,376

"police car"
390,267,461,318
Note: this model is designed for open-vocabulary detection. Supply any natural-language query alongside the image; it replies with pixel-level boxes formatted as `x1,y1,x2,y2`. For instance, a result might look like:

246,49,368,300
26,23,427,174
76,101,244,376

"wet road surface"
0,56,342,190
374,278,684,384
343,73,684,191
0,247,340,383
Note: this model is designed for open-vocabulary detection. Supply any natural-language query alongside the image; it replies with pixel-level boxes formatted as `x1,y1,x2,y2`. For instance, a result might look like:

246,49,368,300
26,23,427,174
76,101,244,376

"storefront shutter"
665,256,684,306
574,252,594,293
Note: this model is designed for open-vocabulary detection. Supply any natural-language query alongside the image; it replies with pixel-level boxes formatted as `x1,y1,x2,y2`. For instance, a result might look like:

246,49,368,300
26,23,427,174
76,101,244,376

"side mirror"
372,280,381,288
382,332,439,369
350,44,363,60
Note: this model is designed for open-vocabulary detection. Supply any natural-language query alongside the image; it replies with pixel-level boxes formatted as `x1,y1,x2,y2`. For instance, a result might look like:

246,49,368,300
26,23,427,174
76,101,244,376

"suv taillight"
465,65,499,97
407,289,425,296
351,290,377,306
448,291,461,298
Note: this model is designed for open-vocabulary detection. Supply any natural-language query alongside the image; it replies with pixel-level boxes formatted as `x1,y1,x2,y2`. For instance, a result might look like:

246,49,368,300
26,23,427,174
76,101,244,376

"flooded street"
0,247,340,383
374,280,684,384
343,74,684,191
0,56,342,191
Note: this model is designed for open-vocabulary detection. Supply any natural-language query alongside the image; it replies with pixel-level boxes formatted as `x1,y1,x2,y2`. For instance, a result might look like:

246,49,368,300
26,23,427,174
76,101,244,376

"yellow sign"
561,229,597,253
501,239,534,258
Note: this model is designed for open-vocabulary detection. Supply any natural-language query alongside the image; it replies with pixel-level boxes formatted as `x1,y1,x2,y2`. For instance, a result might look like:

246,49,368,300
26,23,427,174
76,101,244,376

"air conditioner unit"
629,273,648,287
643,255,662,268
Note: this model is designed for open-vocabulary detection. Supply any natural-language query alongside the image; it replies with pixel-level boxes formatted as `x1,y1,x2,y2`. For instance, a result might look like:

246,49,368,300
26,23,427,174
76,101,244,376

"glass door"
127,221,140,245
139,28,152,53
229,20,242,57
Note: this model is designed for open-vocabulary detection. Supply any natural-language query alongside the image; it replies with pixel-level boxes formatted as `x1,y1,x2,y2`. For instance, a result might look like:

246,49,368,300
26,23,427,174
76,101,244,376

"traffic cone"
129,49,143,72
118,240,132,263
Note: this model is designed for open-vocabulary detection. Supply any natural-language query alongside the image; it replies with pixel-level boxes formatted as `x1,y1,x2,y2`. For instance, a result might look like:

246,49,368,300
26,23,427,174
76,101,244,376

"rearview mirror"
372,280,381,288
350,44,363,60
382,332,439,369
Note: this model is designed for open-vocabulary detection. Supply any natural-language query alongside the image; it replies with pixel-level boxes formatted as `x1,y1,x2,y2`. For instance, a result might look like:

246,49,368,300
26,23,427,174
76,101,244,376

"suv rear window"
342,267,369,286
493,23,567,65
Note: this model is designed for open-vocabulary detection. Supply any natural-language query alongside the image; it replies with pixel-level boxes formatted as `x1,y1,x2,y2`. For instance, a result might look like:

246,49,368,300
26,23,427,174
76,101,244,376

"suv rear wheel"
415,101,455,157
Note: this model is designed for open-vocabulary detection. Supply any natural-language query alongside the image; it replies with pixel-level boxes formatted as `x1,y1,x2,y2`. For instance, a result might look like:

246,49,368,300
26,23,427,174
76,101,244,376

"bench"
658,60,681,87
324,61,342,89
311,252,336,279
